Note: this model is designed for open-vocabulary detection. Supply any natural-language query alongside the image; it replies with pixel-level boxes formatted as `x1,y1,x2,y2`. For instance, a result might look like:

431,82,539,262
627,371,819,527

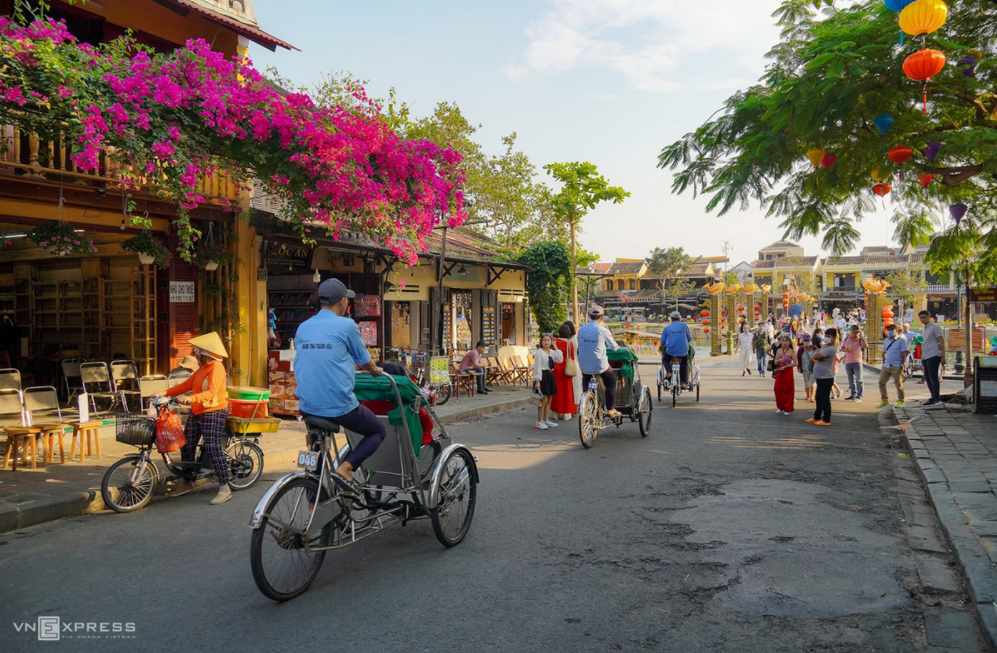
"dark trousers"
814,378,834,423
181,409,229,486
470,366,486,393
302,405,387,469
582,370,618,411
662,353,689,384
922,356,942,401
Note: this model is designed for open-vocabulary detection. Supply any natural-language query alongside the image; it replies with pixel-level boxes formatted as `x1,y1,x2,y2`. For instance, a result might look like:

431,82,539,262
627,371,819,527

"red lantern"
700,309,709,317
782,292,789,299
702,319,710,326
873,183,892,197
903,49,946,114
737,305,745,311
703,328,710,334
918,173,934,187
887,146,913,164
754,304,761,310
821,153,837,168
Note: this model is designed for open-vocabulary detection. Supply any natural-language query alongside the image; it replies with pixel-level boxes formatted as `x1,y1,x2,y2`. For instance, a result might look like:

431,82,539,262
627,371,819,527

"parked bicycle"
408,350,452,406
101,397,265,513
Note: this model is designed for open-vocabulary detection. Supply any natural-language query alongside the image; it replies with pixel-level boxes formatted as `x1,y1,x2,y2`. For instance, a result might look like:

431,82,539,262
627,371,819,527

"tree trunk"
570,217,578,323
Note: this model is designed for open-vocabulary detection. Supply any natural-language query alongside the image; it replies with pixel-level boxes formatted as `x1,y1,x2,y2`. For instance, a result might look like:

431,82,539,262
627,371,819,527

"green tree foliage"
884,265,928,304
662,278,695,311
519,242,571,333
543,162,630,229
658,0,997,282
646,246,697,290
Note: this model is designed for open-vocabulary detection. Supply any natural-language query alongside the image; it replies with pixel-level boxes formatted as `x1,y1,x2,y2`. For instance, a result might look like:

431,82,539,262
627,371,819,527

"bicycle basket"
116,414,156,446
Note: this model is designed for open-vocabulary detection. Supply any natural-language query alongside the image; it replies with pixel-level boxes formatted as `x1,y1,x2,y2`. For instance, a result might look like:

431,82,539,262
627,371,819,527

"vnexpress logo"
38,616,60,641
14,616,136,641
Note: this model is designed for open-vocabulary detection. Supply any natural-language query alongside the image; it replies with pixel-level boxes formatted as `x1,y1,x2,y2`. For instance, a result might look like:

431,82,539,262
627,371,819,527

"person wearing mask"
877,323,908,408
155,332,231,505
661,310,693,387
459,340,490,395
764,319,775,339
833,311,847,334
577,305,621,419
807,327,838,426
532,333,564,430
918,310,945,407
797,333,816,403
753,325,772,377
737,323,754,376
294,278,385,489
551,322,579,420
840,324,867,402
773,334,798,415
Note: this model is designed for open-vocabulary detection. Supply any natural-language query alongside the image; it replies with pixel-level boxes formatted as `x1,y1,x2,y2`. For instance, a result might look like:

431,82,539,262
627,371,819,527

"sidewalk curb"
892,406,997,652
0,491,97,534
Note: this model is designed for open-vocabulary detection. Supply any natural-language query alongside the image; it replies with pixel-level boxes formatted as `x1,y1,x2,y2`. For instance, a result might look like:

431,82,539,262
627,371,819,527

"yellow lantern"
871,167,889,182
760,284,772,293
899,0,947,37
806,148,825,168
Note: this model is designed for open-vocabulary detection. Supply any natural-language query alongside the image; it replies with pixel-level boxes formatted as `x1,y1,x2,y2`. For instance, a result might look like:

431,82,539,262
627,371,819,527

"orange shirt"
165,359,228,414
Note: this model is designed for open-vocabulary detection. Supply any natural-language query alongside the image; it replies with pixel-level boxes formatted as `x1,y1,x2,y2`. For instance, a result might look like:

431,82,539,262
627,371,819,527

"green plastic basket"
228,386,271,402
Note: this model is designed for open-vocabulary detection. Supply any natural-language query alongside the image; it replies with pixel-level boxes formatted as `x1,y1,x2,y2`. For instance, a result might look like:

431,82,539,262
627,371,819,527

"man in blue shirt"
294,278,384,485
877,323,908,408
577,305,621,418
661,311,692,386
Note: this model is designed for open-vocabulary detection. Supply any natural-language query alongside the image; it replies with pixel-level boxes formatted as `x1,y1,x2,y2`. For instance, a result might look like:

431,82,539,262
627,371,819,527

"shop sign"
968,287,997,303
948,328,985,350
169,281,195,303
429,356,450,385
266,243,313,272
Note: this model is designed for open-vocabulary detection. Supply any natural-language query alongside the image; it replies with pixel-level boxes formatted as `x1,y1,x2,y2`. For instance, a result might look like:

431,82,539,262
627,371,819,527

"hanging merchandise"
921,141,943,161
898,0,948,38
873,114,894,135
903,49,946,115
949,203,967,225
887,146,913,164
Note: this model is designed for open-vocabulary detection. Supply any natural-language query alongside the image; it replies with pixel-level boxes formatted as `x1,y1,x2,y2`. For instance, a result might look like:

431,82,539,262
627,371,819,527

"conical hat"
188,332,228,359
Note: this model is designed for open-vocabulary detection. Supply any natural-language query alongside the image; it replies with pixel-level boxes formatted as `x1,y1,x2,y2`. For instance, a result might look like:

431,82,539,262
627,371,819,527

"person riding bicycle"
577,304,622,419
661,310,692,388
294,278,384,489
154,331,232,505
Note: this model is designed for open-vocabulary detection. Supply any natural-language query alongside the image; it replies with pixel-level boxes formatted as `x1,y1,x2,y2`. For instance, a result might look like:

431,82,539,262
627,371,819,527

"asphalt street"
0,359,984,652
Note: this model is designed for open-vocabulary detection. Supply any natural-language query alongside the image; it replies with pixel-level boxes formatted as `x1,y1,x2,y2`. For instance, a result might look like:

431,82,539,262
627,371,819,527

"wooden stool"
69,421,102,463
2,426,42,470
38,423,70,465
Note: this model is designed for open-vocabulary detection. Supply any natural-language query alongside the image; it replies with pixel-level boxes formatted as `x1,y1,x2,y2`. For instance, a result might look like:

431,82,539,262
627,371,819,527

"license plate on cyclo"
587,380,598,391
296,450,318,471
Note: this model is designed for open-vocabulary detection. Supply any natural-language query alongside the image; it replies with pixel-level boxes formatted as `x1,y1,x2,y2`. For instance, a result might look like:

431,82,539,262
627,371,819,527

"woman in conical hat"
157,332,233,505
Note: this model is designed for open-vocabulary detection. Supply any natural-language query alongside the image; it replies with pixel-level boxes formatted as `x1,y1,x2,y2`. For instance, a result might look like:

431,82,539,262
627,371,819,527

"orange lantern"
721,308,727,316
887,146,913,164
703,328,710,334
873,183,892,197
903,49,946,114
701,309,709,317
702,319,710,326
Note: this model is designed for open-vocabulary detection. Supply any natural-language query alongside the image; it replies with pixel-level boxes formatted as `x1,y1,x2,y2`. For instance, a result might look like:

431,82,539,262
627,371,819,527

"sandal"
330,472,361,497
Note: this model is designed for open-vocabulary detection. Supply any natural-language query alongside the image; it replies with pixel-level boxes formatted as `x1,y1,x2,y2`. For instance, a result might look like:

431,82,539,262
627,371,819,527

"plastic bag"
156,412,187,453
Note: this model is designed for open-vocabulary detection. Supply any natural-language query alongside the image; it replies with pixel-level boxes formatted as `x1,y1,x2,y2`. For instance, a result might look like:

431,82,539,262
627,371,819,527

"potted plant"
28,221,97,257
121,232,170,267
190,235,230,271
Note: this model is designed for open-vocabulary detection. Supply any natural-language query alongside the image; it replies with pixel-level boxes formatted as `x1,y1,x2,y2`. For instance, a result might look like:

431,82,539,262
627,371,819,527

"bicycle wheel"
637,386,653,437
578,391,597,449
430,448,477,547
226,440,264,490
672,384,678,408
434,384,451,406
101,456,159,513
250,476,332,602
696,383,701,402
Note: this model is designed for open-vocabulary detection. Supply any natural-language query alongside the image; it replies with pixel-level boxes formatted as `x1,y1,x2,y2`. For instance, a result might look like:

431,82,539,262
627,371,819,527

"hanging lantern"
871,168,889,182
904,49,946,114
737,305,745,311
702,319,710,326
882,306,894,317
873,114,894,135
922,141,943,161
949,203,967,225
821,153,837,168
873,183,892,196
703,328,710,334
917,173,934,187
701,309,710,317
887,146,913,164
806,149,825,169
721,308,727,316
754,304,761,310
884,0,915,10
899,0,948,37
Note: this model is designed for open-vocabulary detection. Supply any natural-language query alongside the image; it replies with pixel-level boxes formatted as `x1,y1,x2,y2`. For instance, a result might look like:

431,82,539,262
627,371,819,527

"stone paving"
895,401,997,650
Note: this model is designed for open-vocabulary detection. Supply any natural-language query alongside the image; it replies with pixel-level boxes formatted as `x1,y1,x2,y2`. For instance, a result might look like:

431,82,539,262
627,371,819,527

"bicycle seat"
304,416,341,433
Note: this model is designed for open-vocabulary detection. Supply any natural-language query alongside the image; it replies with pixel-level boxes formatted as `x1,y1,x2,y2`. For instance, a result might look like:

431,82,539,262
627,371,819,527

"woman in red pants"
773,333,798,415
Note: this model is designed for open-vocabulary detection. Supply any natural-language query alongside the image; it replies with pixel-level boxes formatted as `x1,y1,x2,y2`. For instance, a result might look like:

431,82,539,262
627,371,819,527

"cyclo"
249,374,478,601
657,346,701,406
577,347,652,448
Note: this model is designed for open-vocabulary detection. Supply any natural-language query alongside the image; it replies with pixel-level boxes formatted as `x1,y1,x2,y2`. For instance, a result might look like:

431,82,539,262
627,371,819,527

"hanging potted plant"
121,232,170,267
28,221,98,257
190,225,230,271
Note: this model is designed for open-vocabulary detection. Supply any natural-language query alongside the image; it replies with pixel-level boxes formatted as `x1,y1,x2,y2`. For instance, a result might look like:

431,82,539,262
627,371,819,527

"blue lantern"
873,114,894,136
884,0,915,10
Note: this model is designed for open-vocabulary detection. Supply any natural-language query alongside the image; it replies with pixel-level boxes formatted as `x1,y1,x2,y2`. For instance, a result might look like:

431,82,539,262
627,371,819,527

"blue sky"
250,0,901,267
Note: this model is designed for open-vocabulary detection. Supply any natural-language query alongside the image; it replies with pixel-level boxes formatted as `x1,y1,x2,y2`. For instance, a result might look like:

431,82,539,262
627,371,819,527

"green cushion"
353,375,426,457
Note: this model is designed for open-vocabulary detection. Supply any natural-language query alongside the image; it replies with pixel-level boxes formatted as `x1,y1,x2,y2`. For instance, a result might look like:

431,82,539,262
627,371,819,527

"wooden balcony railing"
0,124,238,204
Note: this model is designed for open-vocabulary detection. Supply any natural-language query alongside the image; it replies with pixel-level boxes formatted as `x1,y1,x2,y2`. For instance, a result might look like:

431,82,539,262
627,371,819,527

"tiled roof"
761,240,801,249
822,255,916,266
750,256,818,269
752,260,774,269
161,0,297,51
608,260,645,275
676,263,713,277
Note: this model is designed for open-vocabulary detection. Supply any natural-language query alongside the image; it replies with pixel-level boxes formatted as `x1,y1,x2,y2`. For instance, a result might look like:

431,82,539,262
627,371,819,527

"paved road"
0,360,984,652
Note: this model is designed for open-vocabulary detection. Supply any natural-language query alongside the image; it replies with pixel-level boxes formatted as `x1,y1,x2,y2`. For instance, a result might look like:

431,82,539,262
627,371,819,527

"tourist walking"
532,333,563,430
840,324,867,401
551,322,579,420
808,327,838,426
753,325,772,377
773,334,797,415
798,333,816,403
737,324,754,376
877,323,908,408
918,310,945,406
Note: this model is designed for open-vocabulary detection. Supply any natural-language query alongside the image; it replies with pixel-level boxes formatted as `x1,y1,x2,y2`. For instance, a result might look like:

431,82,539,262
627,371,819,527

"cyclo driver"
577,304,622,419
293,279,384,491
661,310,693,388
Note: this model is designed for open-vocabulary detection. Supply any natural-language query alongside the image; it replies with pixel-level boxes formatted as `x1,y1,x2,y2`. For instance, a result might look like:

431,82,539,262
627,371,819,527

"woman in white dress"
737,323,754,376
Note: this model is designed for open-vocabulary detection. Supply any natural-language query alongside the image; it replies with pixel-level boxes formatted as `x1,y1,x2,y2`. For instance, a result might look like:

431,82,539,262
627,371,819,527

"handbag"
767,357,776,373
564,343,579,377
529,387,544,406
155,412,187,453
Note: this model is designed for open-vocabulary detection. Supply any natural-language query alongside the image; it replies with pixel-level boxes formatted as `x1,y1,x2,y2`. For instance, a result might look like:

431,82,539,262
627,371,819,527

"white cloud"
505,0,782,91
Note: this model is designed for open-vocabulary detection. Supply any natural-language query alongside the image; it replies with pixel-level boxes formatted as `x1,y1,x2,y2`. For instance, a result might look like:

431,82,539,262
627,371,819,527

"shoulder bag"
563,342,579,377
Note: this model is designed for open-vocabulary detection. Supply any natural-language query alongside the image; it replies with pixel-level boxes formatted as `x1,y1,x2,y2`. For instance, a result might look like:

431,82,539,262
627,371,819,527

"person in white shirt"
764,320,775,339
577,305,622,418
531,333,564,430
834,314,847,333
